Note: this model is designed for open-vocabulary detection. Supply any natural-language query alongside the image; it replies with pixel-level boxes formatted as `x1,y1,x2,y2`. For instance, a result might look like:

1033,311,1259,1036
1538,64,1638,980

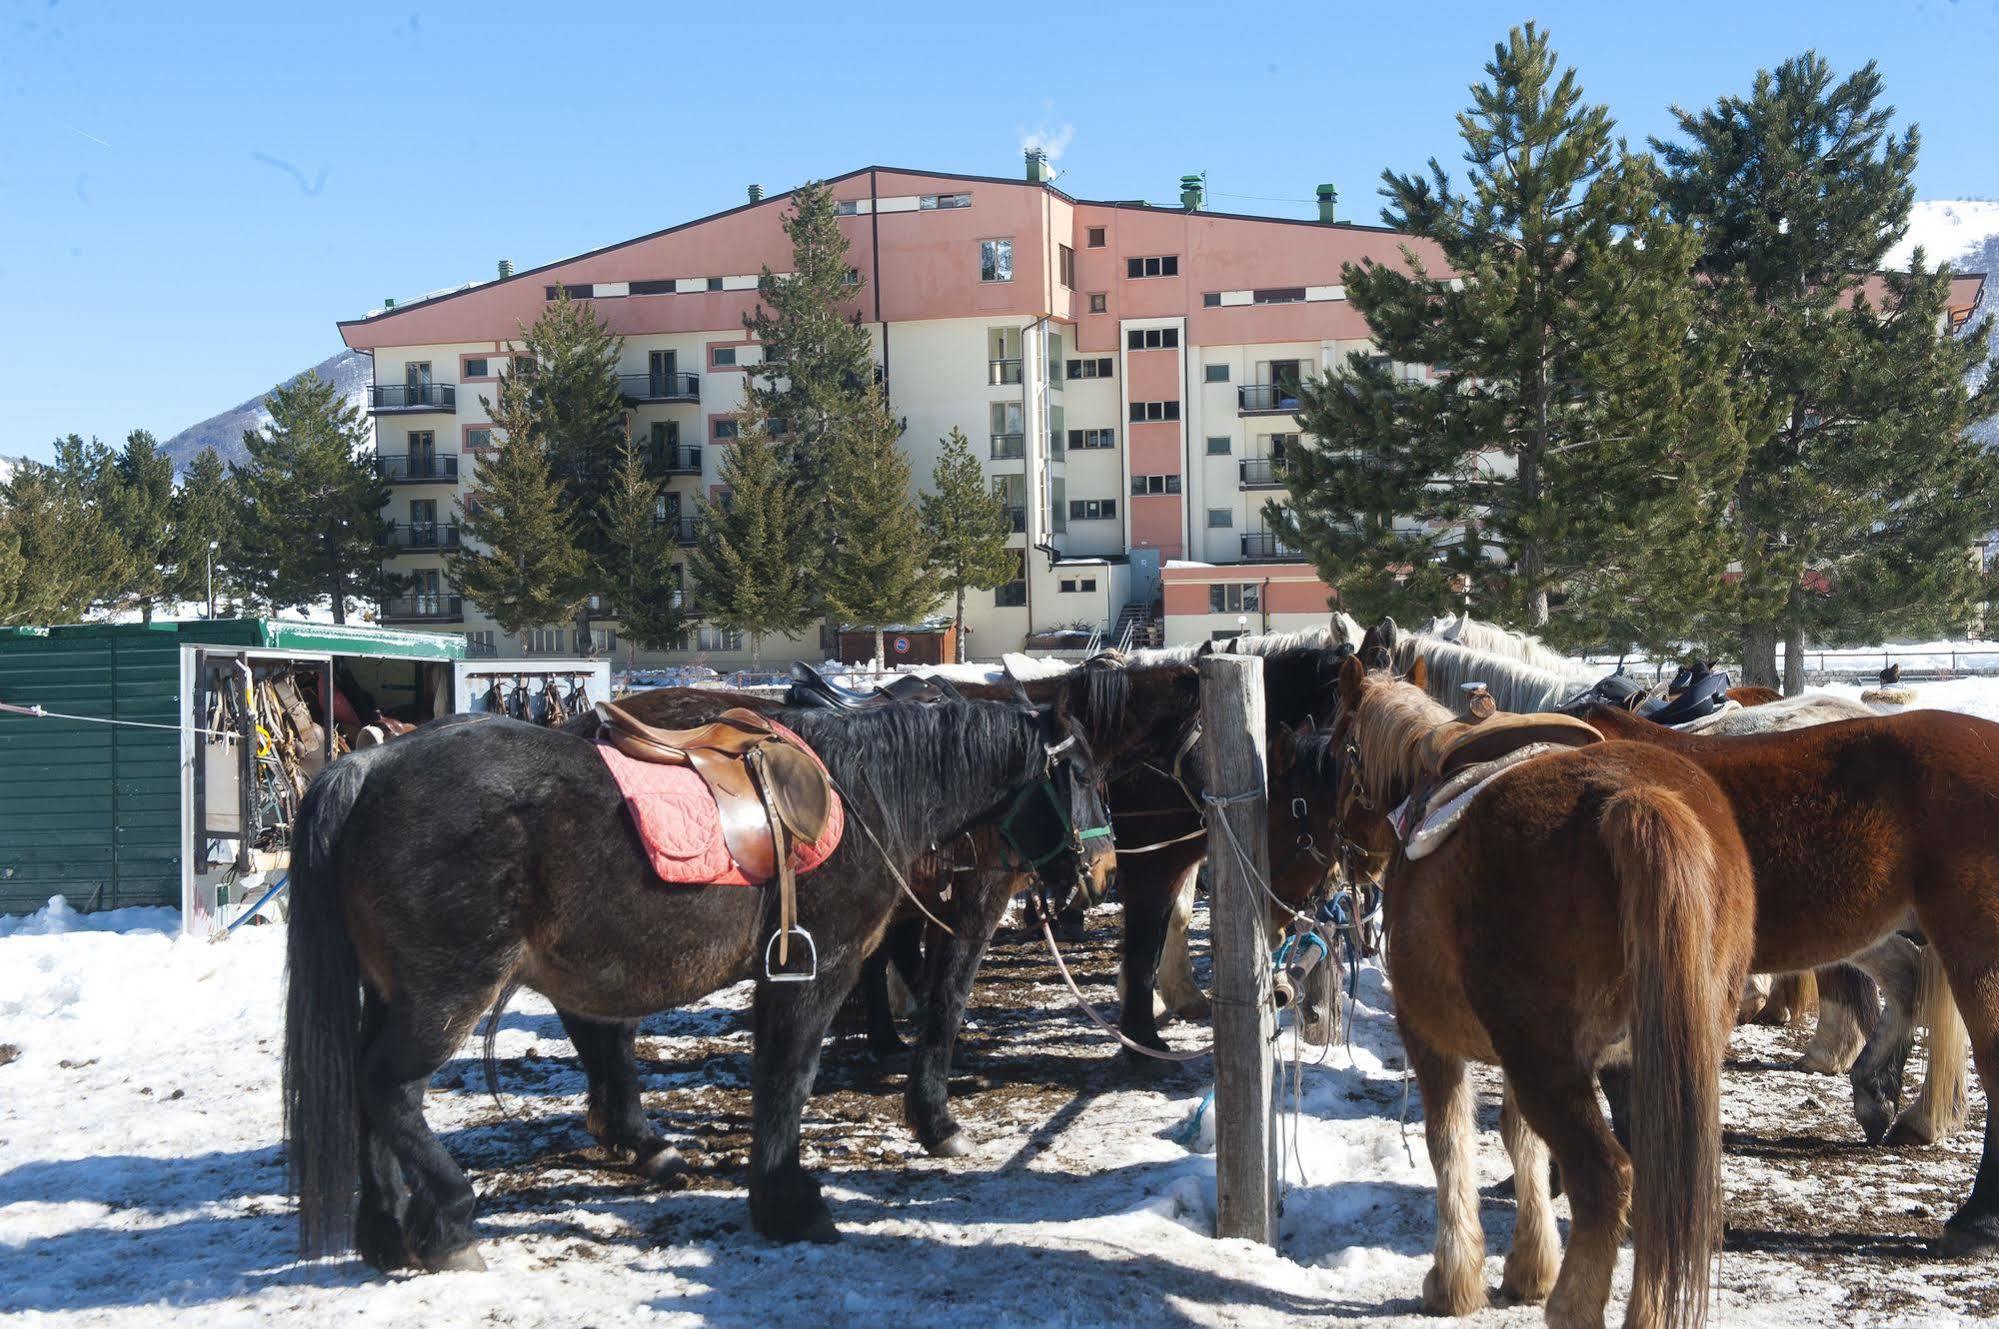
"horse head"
998,708,1119,914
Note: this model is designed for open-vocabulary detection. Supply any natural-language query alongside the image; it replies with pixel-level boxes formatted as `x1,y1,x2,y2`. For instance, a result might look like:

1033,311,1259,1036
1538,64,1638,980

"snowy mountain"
1887,199,1999,271
159,349,373,472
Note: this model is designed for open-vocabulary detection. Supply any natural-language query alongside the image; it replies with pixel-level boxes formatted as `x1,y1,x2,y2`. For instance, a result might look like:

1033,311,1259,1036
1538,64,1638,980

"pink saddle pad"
596,720,844,886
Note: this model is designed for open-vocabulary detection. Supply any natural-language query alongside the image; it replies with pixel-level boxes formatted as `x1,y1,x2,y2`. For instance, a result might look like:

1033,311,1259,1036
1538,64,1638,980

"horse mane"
1131,622,1342,664
1392,635,1597,713
1349,671,1456,808
1442,614,1589,676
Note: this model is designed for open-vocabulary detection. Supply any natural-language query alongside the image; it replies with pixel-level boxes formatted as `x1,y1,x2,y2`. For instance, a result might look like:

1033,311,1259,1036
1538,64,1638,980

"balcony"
1239,457,1288,488
381,522,462,552
380,594,464,623
988,358,1023,386
990,433,1025,460
654,515,698,544
1004,505,1026,533
647,444,704,475
379,453,460,484
369,383,457,413
1238,383,1302,415
1240,532,1305,561
620,371,701,403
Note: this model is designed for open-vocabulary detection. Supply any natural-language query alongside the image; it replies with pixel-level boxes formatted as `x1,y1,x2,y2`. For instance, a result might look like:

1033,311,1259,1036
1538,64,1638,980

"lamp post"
206,541,218,619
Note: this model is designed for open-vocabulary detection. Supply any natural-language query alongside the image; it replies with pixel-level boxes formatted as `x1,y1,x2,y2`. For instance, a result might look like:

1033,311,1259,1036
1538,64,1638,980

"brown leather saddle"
595,700,835,975
1419,711,1603,782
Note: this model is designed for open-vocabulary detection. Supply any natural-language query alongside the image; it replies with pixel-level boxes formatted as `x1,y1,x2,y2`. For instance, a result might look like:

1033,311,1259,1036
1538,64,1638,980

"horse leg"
1595,1036,1633,1152
1498,1079,1558,1305
1887,944,1971,1146
747,951,865,1244
355,987,413,1272
855,943,909,1060
903,876,1012,1157
1155,860,1211,1021
1115,861,1180,1064
1753,970,1815,1027
558,1011,680,1178
1846,933,1922,1144
886,917,925,1019
1507,1057,1630,1329
1404,1030,1486,1317
361,996,489,1272
1920,917,1999,1256
1798,964,1878,1076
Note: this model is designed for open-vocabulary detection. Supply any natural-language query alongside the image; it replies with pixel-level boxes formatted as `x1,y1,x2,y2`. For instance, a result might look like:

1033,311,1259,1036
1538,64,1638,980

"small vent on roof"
383,297,396,309
748,183,765,203
497,258,514,278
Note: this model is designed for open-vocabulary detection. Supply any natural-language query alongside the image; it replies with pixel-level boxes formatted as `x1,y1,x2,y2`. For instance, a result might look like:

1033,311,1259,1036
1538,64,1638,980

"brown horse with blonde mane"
1319,655,1754,1329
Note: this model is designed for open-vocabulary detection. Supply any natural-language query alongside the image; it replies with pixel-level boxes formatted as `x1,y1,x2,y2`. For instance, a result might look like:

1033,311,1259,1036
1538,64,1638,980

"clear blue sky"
4,0,1994,462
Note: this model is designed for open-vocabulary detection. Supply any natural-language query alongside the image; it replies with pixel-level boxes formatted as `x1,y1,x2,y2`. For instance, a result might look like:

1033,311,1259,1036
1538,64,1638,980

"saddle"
596,700,835,972
1642,666,1731,727
786,661,962,710
1419,711,1604,782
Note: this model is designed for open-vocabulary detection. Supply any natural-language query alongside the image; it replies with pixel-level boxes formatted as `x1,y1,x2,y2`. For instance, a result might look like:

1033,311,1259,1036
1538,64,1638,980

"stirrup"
763,926,818,983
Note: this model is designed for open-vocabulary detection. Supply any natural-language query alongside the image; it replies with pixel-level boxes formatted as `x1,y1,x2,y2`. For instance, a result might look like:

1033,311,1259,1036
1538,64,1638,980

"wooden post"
1199,652,1276,1245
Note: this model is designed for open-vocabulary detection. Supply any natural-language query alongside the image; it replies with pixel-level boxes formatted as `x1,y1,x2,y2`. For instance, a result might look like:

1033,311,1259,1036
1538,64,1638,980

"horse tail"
1601,785,1729,1329
1906,943,1971,1142
282,753,375,1257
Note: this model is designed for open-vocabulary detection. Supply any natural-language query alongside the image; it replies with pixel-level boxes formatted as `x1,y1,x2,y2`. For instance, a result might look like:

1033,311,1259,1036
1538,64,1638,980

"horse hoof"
1883,1113,1938,1149
1173,995,1214,1022
1420,1264,1487,1316
800,1210,842,1245
1117,1044,1176,1077
1937,1220,1999,1260
1795,1050,1843,1075
638,1144,685,1179
422,1243,487,1274
927,1131,972,1159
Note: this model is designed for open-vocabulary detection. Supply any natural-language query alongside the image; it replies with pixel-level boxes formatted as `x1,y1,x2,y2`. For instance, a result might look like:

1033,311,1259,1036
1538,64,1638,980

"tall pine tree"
0,439,128,623
1655,53,1999,687
107,429,175,621
234,372,392,623
169,449,241,615
1277,24,1732,648
598,437,685,665
686,428,816,668
820,395,939,664
920,427,1014,663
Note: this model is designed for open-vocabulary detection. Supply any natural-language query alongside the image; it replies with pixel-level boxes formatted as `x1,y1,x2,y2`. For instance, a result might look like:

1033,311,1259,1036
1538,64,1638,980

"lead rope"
1040,917,1209,1062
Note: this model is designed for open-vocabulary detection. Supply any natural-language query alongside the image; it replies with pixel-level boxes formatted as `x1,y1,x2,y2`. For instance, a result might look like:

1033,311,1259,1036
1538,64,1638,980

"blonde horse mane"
1439,614,1586,676
1350,670,1457,808
1390,635,1598,714
1131,622,1344,665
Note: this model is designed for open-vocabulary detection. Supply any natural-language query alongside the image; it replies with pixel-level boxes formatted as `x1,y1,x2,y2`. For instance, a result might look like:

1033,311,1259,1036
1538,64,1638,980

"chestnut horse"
1318,657,1753,1329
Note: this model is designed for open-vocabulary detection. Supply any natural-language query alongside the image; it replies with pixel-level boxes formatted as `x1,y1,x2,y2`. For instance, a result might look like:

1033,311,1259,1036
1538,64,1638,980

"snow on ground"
2,683,1996,1327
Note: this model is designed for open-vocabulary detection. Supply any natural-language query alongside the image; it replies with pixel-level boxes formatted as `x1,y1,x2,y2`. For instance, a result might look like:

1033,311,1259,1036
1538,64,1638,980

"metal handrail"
988,358,1023,386
381,595,464,621
1240,532,1303,560
378,453,460,482
646,444,704,474
619,371,701,402
369,383,458,411
990,433,1026,460
382,523,462,550
1237,383,1301,414
1238,457,1286,487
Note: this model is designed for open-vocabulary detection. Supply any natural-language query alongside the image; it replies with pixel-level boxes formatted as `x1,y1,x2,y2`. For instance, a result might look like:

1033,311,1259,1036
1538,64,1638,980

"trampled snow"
1,684,1994,1326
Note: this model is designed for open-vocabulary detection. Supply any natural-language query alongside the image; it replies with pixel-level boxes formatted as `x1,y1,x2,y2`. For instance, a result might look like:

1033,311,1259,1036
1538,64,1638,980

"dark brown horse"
1321,657,1754,1329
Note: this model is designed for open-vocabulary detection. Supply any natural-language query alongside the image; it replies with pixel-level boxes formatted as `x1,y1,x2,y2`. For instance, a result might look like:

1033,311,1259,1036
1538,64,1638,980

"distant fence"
1579,645,1999,683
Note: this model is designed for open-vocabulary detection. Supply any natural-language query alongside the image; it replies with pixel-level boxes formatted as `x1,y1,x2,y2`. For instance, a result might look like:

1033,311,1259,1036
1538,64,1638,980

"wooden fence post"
1199,652,1275,1245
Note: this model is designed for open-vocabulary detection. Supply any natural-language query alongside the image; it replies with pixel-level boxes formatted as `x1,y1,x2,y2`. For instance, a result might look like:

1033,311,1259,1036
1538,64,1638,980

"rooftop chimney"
383,297,396,309
497,258,514,279
1180,174,1205,212
1025,148,1052,184
748,183,764,203
1316,183,1338,223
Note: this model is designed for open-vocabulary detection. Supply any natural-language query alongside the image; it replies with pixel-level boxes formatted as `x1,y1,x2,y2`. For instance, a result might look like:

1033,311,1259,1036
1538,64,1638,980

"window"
1086,226,1106,248
526,627,568,654
1130,474,1183,496
1205,436,1231,456
1068,428,1116,450
1059,244,1075,290
465,427,494,452
980,239,1014,283
835,199,860,216
1207,508,1235,528
1069,499,1117,521
712,418,739,440
463,357,490,379
1252,287,1307,305
1125,255,1179,279
544,283,592,300
698,626,745,652
920,193,972,210
1126,327,1180,351
705,276,724,292
464,630,495,654
712,345,738,367
1128,400,1181,422
1204,364,1230,383
512,354,534,374
1058,577,1099,593
1066,357,1114,380
995,551,1027,607
1088,292,1107,314
1202,292,1222,307
630,279,675,295
1208,583,1261,613
841,266,861,287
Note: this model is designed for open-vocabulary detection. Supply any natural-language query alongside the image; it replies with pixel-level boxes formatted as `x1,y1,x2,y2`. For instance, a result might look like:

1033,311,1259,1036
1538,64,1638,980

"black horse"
282,698,1115,1273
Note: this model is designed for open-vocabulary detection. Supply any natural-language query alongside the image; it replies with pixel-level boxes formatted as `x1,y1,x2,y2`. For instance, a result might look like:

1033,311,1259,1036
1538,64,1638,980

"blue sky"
3,0,1994,462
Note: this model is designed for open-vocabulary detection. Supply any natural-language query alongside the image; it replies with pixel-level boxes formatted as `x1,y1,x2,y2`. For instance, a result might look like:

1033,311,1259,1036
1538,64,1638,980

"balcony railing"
369,383,457,413
378,453,459,483
988,358,1023,386
380,594,464,622
620,371,701,403
1240,532,1305,561
1238,383,1302,415
654,514,698,544
1004,505,1026,533
381,522,462,551
1239,457,1288,488
990,433,1025,460
647,444,704,475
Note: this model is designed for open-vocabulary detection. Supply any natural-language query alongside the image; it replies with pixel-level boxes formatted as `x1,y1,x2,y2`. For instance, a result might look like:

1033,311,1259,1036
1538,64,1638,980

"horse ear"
1407,656,1429,692
1376,616,1400,649
1339,652,1365,709
1195,639,1215,658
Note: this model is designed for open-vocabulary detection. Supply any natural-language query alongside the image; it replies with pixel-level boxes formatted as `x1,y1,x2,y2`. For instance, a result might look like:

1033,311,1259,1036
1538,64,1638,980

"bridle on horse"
1117,720,1212,855
995,735,1115,905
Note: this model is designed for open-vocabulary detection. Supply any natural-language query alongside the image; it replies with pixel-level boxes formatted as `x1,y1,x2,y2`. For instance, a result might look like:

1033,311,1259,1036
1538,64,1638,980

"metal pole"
1199,652,1275,1245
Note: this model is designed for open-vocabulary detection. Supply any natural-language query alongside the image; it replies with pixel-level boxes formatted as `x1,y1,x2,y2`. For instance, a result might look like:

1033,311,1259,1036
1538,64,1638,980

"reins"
1038,917,1210,1062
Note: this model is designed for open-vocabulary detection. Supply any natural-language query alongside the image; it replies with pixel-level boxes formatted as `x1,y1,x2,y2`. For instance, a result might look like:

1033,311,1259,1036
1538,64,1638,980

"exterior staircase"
1112,598,1164,652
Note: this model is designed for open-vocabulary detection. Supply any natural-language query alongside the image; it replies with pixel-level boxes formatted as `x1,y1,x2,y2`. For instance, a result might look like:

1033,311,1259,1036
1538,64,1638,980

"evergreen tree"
234,372,392,623
0,443,125,623
1276,24,1733,649
686,428,816,668
449,370,590,647
1655,53,1999,688
504,293,628,653
598,437,685,665
106,429,175,621
920,427,1014,663
820,395,939,664
168,449,242,615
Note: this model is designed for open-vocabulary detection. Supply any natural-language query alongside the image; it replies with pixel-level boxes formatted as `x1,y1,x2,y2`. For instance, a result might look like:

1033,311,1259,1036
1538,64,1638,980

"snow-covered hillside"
1888,199,1999,271
160,350,373,473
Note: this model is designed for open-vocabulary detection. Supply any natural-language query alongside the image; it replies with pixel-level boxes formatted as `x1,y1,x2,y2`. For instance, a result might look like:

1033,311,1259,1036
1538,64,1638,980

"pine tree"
169,449,242,615
234,372,392,623
504,293,628,653
686,428,816,668
1277,24,1732,649
598,437,685,665
449,370,590,647
1654,53,1999,688
0,443,126,624
820,395,939,664
920,427,1014,663
106,429,175,621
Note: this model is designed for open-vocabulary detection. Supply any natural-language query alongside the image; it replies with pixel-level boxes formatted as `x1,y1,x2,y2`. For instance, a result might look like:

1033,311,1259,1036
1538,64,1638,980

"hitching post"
1199,652,1276,1244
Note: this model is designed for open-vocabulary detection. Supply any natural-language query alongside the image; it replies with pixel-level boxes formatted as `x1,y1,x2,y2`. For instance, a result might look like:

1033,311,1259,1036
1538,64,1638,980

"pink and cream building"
336,153,1455,663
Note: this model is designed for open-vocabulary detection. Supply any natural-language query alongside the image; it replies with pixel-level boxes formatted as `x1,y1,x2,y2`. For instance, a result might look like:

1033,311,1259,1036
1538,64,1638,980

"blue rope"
1175,1088,1216,1146
222,874,289,935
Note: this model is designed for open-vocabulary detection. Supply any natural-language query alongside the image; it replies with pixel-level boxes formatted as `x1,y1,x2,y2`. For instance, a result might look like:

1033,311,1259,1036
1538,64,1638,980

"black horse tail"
282,752,375,1257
